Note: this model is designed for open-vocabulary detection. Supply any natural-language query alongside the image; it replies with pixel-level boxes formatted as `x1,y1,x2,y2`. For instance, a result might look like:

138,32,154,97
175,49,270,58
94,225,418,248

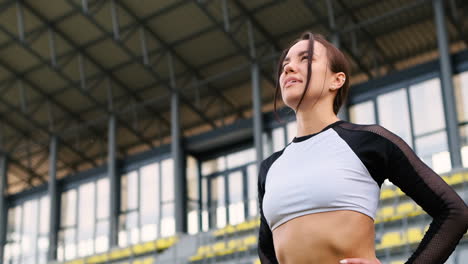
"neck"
294,99,340,137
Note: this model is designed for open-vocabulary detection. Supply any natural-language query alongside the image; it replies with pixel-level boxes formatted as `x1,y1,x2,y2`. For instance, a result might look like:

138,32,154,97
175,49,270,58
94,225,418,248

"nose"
283,61,297,74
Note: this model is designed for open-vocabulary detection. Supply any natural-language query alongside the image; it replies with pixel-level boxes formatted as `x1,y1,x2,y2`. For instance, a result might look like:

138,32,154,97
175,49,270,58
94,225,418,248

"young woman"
257,32,468,264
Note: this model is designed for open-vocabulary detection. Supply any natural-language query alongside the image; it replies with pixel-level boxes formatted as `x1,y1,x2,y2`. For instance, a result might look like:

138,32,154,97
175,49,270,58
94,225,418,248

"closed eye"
281,55,312,71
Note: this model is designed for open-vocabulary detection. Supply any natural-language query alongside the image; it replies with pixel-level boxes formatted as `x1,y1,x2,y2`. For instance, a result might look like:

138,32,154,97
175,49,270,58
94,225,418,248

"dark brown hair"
274,32,350,121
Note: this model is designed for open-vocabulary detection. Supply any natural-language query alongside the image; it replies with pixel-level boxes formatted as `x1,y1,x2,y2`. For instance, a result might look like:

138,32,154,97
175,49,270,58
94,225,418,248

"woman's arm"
382,128,468,263
258,161,279,264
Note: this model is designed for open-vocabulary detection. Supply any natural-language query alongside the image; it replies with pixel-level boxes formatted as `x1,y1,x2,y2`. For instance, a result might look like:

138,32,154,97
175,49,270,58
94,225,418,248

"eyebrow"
283,50,310,63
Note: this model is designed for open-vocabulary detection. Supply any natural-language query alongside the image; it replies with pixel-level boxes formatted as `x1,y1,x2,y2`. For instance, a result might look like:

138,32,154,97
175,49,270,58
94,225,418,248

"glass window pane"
273,127,285,152
228,171,243,203
78,182,95,257
162,159,174,202
61,189,77,227
141,223,158,242
211,177,226,228
350,101,375,124
22,200,38,262
415,131,451,173
227,148,255,169
201,157,226,176
263,131,271,158
140,163,159,227
409,78,446,135
7,206,22,261
95,221,109,253
186,156,198,201
125,171,138,210
187,202,199,235
228,171,244,225
201,177,208,231
39,196,50,235
286,121,297,142
377,88,413,146
454,71,468,122
247,164,258,217
63,228,76,260
96,178,109,219
161,203,175,237
128,212,139,245
37,236,48,264
461,125,468,168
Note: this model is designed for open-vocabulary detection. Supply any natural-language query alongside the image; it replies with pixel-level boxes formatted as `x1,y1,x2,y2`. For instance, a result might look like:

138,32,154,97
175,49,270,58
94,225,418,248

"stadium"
0,0,467,263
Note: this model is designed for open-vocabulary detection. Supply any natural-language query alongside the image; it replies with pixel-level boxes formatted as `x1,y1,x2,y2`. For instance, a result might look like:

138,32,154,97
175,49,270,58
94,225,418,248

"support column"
0,153,7,263
169,53,187,233
47,136,59,261
433,0,463,168
197,159,203,232
326,0,349,121
247,20,264,171
108,114,119,247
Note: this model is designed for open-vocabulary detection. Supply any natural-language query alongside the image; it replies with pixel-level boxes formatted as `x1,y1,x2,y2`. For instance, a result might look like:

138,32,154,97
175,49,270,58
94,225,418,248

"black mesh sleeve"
379,127,468,263
258,160,279,264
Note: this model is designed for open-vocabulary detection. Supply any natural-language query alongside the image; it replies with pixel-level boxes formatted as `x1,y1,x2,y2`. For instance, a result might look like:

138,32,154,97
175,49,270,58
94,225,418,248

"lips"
283,77,302,88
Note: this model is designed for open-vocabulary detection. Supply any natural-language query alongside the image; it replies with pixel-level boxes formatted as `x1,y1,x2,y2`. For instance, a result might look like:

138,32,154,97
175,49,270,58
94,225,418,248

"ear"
330,72,346,91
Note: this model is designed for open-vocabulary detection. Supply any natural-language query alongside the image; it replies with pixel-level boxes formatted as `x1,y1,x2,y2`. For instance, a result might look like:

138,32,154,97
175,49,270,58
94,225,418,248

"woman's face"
279,40,333,110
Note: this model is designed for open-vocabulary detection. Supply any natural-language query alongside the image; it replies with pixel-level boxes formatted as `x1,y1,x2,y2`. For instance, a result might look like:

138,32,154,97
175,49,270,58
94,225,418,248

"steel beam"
47,136,59,262
247,20,264,170
18,3,171,140
169,53,187,234
108,115,119,247
433,0,463,168
0,153,7,263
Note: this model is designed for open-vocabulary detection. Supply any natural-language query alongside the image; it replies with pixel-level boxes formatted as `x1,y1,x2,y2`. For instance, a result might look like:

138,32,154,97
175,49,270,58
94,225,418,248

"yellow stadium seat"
189,245,213,261
253,259,261,264
396,202,414,216
390,261,405,264
189,254,203,262
396,188,404,196
169,236,178,246
447,173,464,185
65,260,85,264
442,175,450,183
86,253,108,264
237,221,249,232
155,239,166,249
407,227,423,243
226,224,236,234
142,258,154,264
213,241,228,256
214,226,226,237
464,172,468,181
243,235,258,247
377,231,404,250
380,188,395,200
377,206,395,221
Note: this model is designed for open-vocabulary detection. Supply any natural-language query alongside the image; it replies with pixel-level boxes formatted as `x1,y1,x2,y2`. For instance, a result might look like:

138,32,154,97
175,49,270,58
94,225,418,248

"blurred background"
0,0,467,263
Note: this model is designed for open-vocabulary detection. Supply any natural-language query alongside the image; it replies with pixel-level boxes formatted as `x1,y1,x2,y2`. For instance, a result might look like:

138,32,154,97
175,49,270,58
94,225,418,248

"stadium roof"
1,0,467,194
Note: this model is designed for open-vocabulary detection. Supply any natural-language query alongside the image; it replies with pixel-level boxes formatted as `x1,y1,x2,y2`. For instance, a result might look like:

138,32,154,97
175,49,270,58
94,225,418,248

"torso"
272,210,378,264
261,121,389,263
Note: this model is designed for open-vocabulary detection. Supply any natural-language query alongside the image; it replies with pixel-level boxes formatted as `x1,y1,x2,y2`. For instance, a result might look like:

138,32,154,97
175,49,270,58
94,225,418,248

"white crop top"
262,123,379,230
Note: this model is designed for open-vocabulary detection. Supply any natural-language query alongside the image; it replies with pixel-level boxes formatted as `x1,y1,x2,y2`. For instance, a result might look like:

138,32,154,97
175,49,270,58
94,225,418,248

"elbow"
448,202,468,231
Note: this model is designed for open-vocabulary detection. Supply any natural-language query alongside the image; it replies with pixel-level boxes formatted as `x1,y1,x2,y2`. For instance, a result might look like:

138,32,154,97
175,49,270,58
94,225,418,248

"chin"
282,92,304,107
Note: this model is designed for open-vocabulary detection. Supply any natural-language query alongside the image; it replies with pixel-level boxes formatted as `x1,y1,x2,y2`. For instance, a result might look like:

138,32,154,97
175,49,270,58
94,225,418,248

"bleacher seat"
189,235,258,262
406,227,423,244
376,231,404,250
380,188,396,200
213,217,260,237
